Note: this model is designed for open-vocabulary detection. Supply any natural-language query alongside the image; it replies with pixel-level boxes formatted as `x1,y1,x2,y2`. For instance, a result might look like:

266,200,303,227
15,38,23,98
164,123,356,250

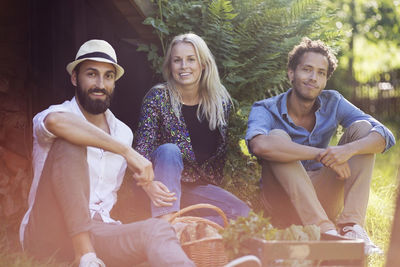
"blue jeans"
151,143,250,226
24,139,194,267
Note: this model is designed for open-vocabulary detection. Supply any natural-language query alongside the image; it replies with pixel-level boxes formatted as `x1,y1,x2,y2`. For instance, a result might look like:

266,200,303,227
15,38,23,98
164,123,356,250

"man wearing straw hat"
19,39,194,267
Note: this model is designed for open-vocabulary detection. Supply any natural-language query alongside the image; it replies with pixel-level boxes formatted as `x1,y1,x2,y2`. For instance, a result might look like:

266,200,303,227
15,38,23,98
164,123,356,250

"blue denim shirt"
245,89,396,171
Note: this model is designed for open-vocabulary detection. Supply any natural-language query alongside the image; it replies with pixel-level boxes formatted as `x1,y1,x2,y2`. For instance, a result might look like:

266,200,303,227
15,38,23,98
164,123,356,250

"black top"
181,104,219,165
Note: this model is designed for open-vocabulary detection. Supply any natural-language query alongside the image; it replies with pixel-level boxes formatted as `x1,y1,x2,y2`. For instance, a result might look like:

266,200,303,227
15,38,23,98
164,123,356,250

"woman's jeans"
150,143,250,226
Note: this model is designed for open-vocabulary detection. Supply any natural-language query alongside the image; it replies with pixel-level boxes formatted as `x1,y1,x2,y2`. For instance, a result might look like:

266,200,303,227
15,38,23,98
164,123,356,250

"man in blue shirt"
246,37,395,255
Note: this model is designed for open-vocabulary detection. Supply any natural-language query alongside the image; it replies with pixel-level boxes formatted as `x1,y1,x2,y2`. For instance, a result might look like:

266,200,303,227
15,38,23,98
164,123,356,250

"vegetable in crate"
220,211,320,260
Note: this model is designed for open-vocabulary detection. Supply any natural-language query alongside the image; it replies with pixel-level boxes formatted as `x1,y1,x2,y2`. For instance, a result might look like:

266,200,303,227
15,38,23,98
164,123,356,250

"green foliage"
228,0,340,103
222,110,262,210
326,0,400,96
139,0,340,208
326,0,400,45
137,43,164,74
355,0,400,44
220,211,320,260
366,122,399,267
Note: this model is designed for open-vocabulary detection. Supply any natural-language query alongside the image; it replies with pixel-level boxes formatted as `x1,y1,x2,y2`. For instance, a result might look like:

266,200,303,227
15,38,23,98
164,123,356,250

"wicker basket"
169,203,229,267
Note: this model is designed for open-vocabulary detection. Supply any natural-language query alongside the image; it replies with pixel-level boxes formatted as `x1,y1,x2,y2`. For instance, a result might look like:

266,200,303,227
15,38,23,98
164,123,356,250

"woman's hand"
142,181,177,207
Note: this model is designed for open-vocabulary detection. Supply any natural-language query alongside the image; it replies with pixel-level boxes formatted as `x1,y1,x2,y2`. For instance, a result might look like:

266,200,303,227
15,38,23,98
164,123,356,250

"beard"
75,81,114,115
291,76,320,102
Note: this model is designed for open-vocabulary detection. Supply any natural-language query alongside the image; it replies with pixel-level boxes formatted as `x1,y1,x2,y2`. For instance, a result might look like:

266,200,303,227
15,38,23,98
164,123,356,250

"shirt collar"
280,88,291,116
70,97,86,118
280,88,323,117
104,109,117,136
314,95,322,111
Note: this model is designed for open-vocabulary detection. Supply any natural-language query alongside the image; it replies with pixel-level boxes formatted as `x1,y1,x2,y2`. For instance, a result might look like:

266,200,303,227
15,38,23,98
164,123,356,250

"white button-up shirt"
19,97,133,245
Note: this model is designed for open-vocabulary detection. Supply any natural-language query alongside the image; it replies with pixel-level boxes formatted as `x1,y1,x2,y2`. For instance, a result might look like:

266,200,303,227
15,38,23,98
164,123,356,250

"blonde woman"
135,33,249,225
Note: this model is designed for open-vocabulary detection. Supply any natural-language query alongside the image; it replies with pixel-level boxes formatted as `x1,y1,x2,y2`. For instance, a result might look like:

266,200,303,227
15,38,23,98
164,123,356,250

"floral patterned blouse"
134,84,231,185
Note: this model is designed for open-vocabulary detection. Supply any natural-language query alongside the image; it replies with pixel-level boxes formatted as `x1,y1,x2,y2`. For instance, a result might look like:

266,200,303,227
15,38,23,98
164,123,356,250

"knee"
225,196,251,219
157,143,181,154
144,218,176,238
234,201,251,217
49,138,86,161
346,120,373,140
269,129,292,141
152,143,182,164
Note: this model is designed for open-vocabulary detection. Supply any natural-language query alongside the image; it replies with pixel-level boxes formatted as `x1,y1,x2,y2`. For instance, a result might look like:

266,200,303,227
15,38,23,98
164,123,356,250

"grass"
0,124,398,267
327,121,399,267
365,125,399,267
0,217,74,267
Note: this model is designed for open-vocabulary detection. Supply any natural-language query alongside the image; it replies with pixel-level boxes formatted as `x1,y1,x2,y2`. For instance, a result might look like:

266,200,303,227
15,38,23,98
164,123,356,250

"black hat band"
76,52,116,63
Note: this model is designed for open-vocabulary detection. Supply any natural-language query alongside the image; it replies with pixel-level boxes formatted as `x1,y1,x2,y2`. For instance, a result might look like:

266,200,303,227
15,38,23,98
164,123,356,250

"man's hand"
317,145,354,168
329,161,351,180
316,145,353,180
142,181,177,207
125,149,154,186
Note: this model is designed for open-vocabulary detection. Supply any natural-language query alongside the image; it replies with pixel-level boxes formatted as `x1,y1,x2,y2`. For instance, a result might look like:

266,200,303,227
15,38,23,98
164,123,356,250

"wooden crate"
244,233,365,266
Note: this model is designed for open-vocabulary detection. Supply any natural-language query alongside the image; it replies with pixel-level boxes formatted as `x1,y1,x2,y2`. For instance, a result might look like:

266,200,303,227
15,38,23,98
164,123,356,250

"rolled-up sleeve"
34,110,57,140
245,101,274,150
370,124,395,152
33,105,70,145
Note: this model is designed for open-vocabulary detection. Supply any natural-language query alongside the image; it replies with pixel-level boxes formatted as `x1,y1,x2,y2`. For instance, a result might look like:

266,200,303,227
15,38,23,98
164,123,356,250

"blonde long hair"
162,33,232,130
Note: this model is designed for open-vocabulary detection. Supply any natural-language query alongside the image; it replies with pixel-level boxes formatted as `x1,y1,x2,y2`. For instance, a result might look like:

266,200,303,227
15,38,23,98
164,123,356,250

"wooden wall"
0,0,32,226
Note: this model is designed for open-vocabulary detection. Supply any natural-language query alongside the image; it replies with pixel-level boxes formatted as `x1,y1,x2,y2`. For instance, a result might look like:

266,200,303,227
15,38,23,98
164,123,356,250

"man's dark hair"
73,62,83,75
288,37,338,79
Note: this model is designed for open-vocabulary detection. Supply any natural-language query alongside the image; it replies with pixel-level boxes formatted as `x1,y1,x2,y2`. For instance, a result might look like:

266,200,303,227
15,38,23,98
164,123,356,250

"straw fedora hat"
66,39,125,80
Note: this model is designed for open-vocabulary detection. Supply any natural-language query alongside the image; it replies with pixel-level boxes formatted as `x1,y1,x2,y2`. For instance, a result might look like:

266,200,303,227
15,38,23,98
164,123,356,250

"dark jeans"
24,139,194,267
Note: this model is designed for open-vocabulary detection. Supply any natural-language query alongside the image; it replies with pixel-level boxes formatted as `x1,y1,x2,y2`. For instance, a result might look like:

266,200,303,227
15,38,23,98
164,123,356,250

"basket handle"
168,203,229,227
